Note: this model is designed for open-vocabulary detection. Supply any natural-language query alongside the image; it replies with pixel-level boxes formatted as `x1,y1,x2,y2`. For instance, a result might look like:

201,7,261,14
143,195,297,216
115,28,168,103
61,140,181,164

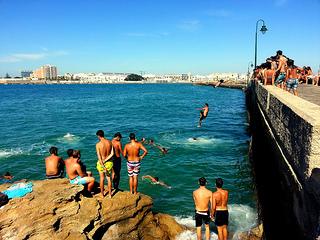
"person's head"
129,133,136,140
287,59,294,68
276,50,283,56
3,172,13,180
198,177,207,186
149,139,154,144
96,130,104,139
114,132,122,140
67,149,74,157
205,103,209,107
72,150,81,159
154,177,159,182
49,146,58,155
216,178,223,188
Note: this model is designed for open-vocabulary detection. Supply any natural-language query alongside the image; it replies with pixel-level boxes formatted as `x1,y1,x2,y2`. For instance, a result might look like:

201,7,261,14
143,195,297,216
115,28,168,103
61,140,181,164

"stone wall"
247,82,320,239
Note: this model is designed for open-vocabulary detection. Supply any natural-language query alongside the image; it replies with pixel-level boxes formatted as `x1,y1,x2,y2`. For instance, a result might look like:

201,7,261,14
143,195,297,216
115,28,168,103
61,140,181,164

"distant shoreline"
0,79,247,89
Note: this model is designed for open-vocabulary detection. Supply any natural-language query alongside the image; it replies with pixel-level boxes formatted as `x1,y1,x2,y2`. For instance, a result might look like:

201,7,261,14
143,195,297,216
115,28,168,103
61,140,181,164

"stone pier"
246,81,320,240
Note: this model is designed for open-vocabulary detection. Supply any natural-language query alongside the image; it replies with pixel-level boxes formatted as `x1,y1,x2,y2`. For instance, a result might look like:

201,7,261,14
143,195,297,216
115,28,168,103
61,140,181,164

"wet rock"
0,179,185,240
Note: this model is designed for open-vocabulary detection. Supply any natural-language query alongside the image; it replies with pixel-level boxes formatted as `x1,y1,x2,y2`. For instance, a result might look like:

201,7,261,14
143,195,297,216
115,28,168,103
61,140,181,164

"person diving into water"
198,103,209,127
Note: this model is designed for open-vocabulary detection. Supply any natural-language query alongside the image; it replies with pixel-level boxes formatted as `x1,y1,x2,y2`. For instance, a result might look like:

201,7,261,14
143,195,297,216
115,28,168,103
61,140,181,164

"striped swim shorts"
127,161,141,177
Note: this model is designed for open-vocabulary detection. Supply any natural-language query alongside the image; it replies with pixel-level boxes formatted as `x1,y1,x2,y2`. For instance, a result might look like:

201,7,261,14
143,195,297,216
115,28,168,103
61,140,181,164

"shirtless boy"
275,50,288,89
112,132,123,190
45,146,64,179
66,150,95,192
198,103,209,127
286,59,299,96
123,133,148,194
212,178,229,240
193,177,213,240
96,130,114,198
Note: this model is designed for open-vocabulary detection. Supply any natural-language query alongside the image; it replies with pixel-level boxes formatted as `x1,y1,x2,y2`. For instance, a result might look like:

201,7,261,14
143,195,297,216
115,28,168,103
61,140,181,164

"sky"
0,0,319,76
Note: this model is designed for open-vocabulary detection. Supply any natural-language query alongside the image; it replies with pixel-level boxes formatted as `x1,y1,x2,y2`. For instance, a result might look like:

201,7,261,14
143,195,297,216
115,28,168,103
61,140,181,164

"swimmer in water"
142,175,171,188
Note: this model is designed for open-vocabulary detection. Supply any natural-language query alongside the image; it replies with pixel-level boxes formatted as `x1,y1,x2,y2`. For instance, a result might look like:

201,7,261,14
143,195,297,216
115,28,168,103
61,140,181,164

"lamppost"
247,61,253,85
254,19,268,69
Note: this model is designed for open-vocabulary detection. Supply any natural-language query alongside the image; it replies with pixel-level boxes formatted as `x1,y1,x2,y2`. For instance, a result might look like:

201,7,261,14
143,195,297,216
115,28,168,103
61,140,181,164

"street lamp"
254,19,268,69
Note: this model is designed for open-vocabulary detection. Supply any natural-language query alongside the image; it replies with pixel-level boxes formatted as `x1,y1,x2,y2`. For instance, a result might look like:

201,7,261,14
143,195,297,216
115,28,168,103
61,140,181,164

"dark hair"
154,177,159,182
129,133,135,140
72,149,80,158
114,132,122,138
276,50,283,56
199,177,207,186
96,130,104,137
67,149,74,157
49,146,58,155
205,103,209,107
216,178,223,188
287,59,294,67
4,172,11,176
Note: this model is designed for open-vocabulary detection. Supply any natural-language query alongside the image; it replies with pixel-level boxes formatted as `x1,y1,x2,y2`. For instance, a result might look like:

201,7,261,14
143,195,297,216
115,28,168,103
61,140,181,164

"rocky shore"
0,179,185,240
195,80,247,89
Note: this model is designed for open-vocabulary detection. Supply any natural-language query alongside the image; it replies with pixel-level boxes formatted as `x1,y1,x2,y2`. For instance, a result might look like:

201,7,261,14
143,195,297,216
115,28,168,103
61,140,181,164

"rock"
236,224,264,240
0,179,185,240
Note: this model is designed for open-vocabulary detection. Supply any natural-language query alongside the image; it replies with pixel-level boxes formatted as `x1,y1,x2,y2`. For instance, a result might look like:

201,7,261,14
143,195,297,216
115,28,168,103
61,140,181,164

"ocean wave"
0,148,24,158
57,133,84,144
174,204,257,240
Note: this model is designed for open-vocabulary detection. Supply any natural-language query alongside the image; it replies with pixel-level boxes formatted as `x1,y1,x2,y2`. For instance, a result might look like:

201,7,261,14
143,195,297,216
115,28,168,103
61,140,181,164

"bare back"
67,162,84,180
203,106,209,117
45,155,63,176
96,138,113,162
124,141,147,162
278,56,287,73
287,67,299,79
193,187,213,211
212,189,229,210
112,139,123,158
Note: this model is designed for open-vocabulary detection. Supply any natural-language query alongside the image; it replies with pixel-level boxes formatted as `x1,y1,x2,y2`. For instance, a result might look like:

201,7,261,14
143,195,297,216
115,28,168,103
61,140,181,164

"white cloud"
177,20,201,32
0,50,68,63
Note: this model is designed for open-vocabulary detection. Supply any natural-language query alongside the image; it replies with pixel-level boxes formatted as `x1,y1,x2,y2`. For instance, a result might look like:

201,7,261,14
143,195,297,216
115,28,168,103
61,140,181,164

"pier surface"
297,84,320,106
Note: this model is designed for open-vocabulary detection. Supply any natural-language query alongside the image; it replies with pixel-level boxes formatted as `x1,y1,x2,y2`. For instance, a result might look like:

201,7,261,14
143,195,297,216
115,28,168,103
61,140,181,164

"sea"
0,83,257,239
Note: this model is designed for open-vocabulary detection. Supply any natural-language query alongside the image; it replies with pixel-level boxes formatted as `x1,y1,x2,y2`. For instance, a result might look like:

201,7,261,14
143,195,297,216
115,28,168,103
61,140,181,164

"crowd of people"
3,104,229,239
253,50,320,96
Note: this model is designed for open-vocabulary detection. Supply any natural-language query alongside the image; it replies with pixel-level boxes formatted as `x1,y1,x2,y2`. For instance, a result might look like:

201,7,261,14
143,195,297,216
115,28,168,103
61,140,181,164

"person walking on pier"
212,178,229,240
193,177,213,240
275,50,288,89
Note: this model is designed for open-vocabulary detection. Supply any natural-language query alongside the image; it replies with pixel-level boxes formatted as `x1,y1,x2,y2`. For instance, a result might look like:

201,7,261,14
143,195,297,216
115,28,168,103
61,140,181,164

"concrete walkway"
297,84,320,106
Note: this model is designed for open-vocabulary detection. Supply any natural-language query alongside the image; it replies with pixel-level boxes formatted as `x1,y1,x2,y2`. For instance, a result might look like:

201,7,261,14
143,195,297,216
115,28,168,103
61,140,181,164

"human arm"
139,143,148,160
75,164,86,178
211,194,216,219
96,144,106,171
104,145,114,161
123,145,127,159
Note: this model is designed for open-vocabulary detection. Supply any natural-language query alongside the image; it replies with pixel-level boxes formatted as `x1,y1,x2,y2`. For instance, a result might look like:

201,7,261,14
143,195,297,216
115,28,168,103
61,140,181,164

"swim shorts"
46,169,64,179
96,161,113,176
127,161,141,177
215,210,229,226
275,72,286,85
69,176,88,185
286,78,298,90
195,210,210,227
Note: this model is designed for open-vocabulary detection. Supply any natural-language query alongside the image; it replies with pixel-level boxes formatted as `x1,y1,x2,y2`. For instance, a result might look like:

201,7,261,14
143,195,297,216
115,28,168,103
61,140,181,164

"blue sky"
0,0,319,76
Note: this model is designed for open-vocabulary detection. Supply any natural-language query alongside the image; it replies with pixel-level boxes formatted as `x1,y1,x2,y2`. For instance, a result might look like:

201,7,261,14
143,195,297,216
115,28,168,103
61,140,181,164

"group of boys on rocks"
45,130,148,198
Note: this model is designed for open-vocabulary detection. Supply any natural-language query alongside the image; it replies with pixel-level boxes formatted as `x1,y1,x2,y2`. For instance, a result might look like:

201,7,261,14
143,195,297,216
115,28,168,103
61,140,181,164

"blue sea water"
0,84,256,238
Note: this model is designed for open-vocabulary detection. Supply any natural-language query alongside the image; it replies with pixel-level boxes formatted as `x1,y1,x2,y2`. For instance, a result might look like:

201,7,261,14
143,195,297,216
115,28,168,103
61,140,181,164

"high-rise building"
31,65,57,80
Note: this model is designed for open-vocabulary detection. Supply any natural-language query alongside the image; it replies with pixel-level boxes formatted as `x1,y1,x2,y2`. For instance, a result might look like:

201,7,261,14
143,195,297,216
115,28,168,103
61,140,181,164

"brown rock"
0,179,185,240
236,224,264,240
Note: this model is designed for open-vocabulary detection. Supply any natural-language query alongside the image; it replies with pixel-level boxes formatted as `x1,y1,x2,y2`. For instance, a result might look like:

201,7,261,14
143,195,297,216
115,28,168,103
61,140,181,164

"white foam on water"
0,148,24,158
57,133,83,144
174,204,258,240
187,137,217,144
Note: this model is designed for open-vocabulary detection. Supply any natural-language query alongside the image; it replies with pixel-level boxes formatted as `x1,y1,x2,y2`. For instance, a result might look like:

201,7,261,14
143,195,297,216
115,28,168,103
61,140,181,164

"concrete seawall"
246,81,320,239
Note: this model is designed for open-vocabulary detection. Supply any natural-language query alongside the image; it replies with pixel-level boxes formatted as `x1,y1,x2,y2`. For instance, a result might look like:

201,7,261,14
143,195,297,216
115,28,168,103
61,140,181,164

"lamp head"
260,25,268,34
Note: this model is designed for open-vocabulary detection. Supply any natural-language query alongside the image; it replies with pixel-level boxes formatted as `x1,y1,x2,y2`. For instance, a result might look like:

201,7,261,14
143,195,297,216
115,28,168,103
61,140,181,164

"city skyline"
0,0,319,76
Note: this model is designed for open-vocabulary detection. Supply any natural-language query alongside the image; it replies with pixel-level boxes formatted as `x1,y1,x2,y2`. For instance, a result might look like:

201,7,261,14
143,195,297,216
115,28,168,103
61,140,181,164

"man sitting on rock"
66,149,95,192
45,147,65,179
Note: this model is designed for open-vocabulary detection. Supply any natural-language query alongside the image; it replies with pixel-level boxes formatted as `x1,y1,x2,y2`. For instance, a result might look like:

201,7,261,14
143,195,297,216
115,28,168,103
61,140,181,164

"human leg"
222,225,228,240
217,226,223,240
106,175,112,198
196,226,202,240
129,176,133,194
99,172,105,196
205,224,210,240
133,175,138,194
